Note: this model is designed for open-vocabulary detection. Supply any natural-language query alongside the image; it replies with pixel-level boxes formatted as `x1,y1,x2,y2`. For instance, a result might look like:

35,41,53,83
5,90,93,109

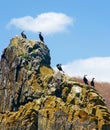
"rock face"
0,36,110,130
0,36,51,113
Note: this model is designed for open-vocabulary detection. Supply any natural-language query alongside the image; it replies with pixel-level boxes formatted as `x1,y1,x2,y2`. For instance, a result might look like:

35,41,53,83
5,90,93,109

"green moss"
9,42,17,47
21,53,28,59
12,43,17,46
26,64,31,70
32,48,36,52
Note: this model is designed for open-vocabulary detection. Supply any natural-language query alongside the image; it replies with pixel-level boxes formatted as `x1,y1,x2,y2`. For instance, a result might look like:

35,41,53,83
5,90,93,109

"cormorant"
83,75,88,85
39,32,44,42
56,64,64,73
21,31,27,39
91,78,95,88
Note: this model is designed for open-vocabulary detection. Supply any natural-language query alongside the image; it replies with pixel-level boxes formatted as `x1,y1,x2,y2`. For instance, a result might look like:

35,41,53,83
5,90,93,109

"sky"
0,0,110,82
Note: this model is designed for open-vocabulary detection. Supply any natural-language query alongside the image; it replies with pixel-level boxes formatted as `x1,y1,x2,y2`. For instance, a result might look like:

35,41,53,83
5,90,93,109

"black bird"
39,32,44,42
91,78,95,88
21,31,27,39
56,64,64,73
83,75,88,85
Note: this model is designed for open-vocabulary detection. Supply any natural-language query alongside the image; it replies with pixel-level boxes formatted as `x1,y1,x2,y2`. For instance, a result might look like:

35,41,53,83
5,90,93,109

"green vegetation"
21,53,28,59
26,64,31,70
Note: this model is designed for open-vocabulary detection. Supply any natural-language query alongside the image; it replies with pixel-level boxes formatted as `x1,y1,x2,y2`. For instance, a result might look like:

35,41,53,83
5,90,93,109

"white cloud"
7,12,74,34
63,57,110,83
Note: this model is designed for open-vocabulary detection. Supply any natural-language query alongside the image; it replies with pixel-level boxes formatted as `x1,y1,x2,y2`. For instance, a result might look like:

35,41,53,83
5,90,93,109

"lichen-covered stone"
0,36,110,130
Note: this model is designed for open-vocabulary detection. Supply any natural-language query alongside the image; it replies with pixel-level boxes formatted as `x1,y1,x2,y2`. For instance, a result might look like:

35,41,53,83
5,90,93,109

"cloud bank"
63,57,110,83
7,12,74,34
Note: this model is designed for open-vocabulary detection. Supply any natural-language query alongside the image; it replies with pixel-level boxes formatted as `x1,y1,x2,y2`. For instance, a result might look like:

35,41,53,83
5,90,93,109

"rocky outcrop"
0,36,110,130
0,36,51,113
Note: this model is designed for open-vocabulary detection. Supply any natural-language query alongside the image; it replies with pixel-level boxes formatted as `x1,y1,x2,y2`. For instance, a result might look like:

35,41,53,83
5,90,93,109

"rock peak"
2,36,51,66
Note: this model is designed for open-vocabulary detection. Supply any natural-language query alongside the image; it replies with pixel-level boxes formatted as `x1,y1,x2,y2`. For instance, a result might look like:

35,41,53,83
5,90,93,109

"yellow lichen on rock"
0,36,110,130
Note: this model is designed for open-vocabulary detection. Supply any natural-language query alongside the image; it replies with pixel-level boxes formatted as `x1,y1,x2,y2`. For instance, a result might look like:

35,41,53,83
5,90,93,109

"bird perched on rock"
91,78,95,88
21,31,27,39
56,64,64,73
83,75,88,85
39,32,44,42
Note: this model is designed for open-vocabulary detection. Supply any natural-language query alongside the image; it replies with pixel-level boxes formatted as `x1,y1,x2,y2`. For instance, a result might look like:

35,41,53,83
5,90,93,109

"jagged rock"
0,36,51,113
0,36,110,130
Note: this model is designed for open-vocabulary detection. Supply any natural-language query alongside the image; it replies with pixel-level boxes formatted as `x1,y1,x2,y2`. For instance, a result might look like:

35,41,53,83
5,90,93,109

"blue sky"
0,0,110,82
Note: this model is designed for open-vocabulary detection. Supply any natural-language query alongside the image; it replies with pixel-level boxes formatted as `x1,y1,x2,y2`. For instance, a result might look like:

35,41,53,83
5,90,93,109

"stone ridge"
0,36,110,130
